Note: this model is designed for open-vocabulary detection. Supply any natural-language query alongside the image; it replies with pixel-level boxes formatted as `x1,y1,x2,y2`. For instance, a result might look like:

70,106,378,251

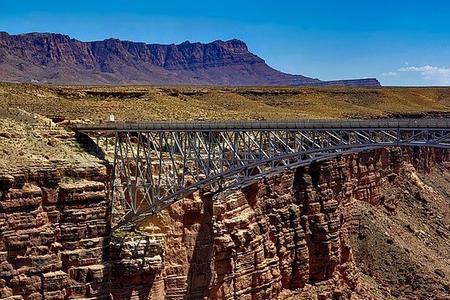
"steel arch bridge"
73,118,450,229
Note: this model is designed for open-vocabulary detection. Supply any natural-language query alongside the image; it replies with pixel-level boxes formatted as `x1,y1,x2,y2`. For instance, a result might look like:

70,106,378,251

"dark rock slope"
0,32,380,86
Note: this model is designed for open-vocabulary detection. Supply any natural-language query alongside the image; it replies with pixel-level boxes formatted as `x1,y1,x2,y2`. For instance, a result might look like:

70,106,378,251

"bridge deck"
73,118,450,132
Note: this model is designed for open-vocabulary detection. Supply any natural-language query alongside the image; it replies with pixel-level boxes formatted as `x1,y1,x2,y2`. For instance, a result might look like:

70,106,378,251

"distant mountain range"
0,32,380,86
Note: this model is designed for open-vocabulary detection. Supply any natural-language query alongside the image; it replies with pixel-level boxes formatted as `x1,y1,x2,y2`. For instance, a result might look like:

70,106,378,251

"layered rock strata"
0,147,448,299
119,147,449,299
0,166,111,299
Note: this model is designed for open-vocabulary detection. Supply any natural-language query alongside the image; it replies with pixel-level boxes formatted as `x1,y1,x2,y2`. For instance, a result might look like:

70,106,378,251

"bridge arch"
73,119,450,229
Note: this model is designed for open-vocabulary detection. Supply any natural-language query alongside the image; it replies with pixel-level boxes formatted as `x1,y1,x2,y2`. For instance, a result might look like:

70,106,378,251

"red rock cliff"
0,165,111,299
112,147,448,299
1,147,448,299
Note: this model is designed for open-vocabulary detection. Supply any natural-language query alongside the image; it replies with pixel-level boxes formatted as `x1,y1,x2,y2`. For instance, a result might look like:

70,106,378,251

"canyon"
1,142,449,299
0,32,380,87
0,84,450,299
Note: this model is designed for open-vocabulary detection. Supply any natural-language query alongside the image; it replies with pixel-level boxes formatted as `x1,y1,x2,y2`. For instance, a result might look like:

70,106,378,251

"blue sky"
1,0,450,86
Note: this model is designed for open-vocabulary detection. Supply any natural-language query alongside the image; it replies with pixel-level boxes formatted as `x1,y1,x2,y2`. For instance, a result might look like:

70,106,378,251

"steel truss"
73,119,450,229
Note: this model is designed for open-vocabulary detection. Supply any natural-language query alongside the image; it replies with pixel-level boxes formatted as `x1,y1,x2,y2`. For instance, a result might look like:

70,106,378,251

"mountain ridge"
0,32,380,86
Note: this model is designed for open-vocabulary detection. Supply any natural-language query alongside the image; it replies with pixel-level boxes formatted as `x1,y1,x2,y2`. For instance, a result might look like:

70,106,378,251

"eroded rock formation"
112,147,450,299
1,147,449,299
0,166,111,299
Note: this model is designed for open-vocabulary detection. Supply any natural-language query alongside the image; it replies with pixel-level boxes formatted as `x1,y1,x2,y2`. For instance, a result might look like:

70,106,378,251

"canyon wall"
0,165,111,299
111,147,449,299
0,147,448,299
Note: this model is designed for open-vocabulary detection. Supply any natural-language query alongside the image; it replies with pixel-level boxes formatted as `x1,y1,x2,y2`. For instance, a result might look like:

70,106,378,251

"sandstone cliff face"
1,147,448,299
0,166,111,299
0,32,380,87
113,147,449,299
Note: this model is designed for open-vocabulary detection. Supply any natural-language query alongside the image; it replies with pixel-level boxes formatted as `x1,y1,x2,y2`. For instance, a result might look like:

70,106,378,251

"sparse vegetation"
1,83,450,123
1,82,449,171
